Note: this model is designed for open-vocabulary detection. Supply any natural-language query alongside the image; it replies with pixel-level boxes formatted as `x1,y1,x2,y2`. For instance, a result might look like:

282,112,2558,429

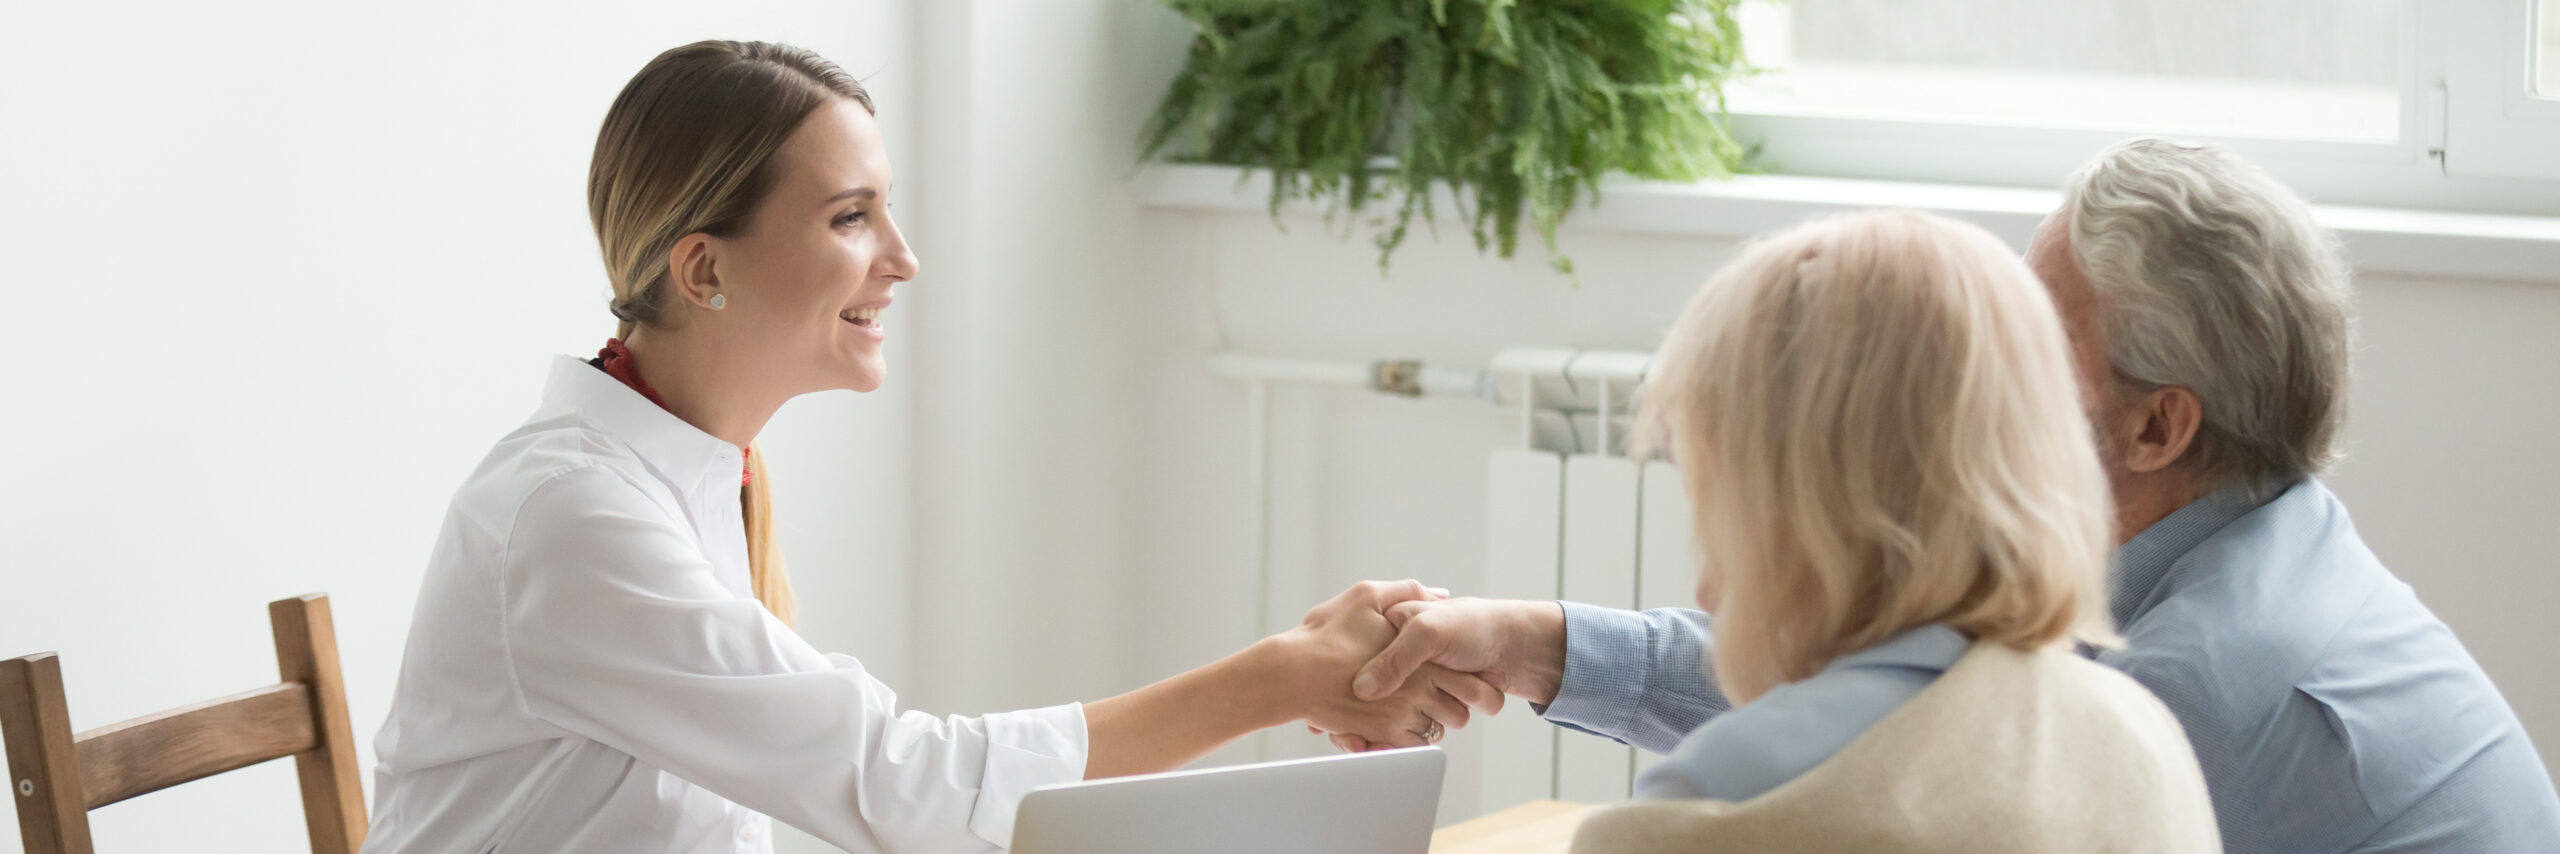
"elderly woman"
1567,210,2220,853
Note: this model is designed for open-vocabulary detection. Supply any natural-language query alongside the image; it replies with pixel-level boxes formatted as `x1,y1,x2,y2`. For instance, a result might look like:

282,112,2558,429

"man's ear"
2120,385,2204,474
667,233,724,310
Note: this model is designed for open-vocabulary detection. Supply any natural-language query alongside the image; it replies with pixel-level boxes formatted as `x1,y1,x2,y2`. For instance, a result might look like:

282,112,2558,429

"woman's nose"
881,218,922,282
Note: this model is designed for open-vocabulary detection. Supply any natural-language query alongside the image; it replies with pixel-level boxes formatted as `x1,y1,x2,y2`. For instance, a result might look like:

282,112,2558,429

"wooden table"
1429,801,1597,854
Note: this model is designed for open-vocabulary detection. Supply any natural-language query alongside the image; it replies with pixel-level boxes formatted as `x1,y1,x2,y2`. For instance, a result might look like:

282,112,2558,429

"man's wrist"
1509,600,1568,706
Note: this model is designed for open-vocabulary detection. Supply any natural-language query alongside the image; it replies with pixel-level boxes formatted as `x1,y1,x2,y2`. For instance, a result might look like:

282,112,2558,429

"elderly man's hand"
1279,581,1505,750
1311,595,1569,752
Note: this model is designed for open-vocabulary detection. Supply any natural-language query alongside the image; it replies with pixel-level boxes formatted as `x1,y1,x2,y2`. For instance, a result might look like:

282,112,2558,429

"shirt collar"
2109,477,2291,628
542,355,743,495
1826,623,1972,675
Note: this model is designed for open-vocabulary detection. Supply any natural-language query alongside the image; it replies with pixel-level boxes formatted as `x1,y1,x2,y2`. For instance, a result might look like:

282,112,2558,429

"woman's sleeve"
495,465,1086,853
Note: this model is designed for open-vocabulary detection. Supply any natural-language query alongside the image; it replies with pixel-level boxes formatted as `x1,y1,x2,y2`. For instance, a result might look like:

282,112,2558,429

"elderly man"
1347,138,2560,852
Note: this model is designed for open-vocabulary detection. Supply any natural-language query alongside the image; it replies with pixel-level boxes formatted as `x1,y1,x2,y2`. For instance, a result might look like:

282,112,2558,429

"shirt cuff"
1539,601,1652,739
967,701,1089,848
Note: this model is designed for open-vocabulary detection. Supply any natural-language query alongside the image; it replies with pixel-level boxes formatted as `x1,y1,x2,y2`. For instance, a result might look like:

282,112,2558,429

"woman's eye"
836,210,869,228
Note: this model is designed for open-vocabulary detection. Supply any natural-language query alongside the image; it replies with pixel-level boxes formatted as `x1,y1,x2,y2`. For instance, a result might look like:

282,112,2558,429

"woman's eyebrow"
823,186,878,205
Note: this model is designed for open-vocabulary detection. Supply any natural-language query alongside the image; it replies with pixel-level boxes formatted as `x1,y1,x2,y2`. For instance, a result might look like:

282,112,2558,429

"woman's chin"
839,356,887,393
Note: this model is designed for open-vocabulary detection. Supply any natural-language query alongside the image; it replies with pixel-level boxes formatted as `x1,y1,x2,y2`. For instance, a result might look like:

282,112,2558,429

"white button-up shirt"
361,357,1086,854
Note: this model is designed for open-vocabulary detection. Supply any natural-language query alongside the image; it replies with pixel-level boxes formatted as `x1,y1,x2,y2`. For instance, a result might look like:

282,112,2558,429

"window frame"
2443,0,2560,179
1721,0,2560,216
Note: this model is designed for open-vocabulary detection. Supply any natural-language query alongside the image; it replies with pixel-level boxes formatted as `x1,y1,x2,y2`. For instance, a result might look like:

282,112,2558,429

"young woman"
1569,211,2221,853
359,41,1497,853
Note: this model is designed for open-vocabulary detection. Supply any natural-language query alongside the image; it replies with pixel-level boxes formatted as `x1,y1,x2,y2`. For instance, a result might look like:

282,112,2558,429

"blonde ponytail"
741,445,794,627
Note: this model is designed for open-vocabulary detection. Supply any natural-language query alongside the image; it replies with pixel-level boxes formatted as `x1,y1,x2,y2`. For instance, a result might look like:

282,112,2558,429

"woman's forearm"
1083,635,1296,779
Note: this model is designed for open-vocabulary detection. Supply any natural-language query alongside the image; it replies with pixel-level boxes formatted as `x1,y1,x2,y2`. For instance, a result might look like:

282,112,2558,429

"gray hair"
2063,138,2354,491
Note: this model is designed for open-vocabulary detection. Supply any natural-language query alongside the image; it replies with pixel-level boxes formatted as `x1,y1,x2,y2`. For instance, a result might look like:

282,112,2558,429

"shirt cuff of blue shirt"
1536,600,1652,740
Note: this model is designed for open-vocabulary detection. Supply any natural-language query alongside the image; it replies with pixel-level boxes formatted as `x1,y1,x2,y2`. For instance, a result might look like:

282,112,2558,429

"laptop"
1010,746,1446,854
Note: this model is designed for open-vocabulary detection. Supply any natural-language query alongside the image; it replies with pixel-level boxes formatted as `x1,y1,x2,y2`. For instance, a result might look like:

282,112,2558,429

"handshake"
1268,580,1571,753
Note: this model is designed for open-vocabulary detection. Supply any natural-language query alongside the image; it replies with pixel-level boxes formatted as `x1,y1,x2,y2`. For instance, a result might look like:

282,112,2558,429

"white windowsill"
1132,163,2560,284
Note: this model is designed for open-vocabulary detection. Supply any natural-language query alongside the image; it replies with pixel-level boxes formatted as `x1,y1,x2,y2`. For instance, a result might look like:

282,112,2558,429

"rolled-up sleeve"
498,465,1085,852
1540,602,1732,755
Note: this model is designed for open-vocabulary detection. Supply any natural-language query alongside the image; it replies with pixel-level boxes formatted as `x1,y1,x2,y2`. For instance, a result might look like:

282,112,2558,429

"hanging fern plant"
1141,0,1754,277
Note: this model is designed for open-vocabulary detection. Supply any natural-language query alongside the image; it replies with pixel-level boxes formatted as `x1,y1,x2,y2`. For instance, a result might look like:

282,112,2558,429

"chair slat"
271,594,369,854
73,682,317,809
1,653,95,853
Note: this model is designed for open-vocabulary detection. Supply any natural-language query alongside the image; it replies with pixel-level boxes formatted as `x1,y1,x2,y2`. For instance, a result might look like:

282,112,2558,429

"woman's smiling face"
714,98,918,394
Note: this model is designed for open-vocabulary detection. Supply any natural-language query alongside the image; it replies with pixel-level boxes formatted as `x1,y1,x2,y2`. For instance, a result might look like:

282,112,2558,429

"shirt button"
738,823,757,843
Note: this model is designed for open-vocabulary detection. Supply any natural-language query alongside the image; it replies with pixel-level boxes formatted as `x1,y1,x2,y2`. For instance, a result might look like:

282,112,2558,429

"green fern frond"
1140,0,1759,280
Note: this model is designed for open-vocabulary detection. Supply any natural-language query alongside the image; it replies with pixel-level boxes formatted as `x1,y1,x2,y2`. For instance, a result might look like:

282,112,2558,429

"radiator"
1475,349,1701,810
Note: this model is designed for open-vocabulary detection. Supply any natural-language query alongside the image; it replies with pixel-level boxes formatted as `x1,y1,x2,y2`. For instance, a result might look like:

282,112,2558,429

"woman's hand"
1271,581,1505,750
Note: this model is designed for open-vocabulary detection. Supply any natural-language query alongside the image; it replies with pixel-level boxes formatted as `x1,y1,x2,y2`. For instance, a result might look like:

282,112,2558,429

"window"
2443,0,2560,182
1730,0,2402,143
1722,0,2560,213
2541,0,2558,96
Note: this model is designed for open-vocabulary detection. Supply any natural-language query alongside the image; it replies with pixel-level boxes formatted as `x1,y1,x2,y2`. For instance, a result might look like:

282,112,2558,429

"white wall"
0,3,917,851
896,0,1193,718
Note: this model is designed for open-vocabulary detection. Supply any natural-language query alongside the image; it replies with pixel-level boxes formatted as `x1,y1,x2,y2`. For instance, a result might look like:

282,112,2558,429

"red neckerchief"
597,338,753,486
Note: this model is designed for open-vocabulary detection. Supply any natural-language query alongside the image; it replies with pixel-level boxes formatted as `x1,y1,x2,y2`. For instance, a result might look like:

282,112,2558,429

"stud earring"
709,294,727,310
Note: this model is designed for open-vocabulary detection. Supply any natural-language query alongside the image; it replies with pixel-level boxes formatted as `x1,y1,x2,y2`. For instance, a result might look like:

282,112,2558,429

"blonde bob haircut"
1634,210,2119,706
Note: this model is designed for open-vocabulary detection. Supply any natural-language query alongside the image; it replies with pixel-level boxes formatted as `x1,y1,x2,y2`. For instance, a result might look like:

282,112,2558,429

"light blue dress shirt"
1544,478,2560,853
1634,623,1968,801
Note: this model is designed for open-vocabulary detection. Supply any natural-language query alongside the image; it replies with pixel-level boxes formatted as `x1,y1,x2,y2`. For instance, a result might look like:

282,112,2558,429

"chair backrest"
0,593,368,854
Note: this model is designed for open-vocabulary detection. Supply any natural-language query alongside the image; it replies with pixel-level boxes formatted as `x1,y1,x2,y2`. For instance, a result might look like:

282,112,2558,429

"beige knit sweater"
1570,641,2221,854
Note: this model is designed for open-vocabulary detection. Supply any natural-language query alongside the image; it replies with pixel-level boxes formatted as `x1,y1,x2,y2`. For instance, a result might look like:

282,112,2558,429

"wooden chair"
0,593,368,853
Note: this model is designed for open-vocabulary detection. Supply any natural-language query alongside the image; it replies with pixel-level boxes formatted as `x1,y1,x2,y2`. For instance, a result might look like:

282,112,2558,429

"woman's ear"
667,233,725,311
